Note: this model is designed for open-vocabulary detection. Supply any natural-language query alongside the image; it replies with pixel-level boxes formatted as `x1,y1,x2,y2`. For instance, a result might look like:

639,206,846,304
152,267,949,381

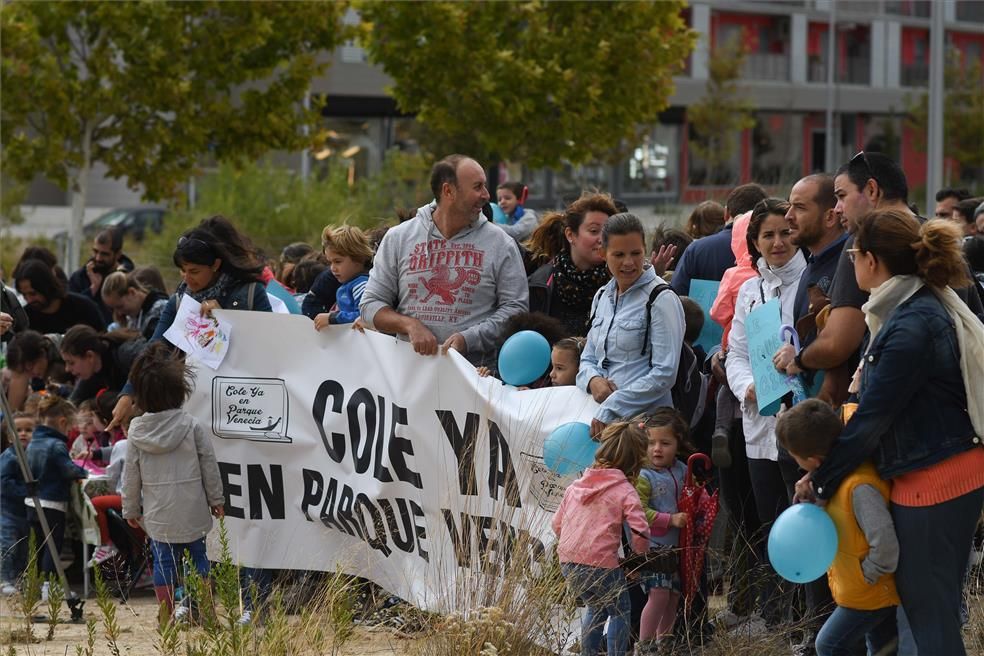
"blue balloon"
543,422,596,476
768,503,838,583
498,330,551,386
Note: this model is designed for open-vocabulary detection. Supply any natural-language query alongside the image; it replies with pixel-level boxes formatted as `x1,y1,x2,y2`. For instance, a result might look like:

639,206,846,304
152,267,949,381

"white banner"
186,311,597,612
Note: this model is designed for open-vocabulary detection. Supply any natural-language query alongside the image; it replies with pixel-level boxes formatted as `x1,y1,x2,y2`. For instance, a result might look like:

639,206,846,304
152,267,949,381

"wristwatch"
794,349,811,372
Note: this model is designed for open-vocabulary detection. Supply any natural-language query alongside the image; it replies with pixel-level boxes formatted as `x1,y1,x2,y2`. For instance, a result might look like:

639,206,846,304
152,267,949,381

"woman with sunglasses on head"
110,215,272,427
797,210,984,655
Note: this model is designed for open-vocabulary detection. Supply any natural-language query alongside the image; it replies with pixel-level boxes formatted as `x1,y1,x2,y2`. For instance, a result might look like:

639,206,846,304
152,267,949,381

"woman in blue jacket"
577,213,685,438
802,210,984,655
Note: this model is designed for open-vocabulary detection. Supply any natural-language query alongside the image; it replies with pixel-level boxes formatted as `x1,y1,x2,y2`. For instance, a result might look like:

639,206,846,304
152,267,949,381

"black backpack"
590,283,708,426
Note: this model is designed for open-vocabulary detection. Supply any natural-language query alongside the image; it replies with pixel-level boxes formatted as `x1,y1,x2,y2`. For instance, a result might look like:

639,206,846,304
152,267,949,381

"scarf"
174,272,239,305
553,251,611,307
861,274,984,437
757,250,808,299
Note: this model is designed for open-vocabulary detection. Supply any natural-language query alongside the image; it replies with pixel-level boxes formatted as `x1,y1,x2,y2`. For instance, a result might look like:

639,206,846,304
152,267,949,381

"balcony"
808,56,871,85
743,52,790,81
901,62,929,87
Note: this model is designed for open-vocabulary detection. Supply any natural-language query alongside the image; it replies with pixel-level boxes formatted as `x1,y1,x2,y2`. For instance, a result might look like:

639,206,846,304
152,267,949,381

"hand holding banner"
744,298,792,416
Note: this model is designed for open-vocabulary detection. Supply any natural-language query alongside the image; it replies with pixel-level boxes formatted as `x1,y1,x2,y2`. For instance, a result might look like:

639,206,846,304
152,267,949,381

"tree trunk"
68,122,94,272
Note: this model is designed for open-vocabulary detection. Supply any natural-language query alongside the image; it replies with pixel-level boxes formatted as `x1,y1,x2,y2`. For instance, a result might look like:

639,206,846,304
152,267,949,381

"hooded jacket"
121,409,224,544
552,467,650,568
360,202,529,365
726,251,808,460
25,425,87,503
710,211,754,350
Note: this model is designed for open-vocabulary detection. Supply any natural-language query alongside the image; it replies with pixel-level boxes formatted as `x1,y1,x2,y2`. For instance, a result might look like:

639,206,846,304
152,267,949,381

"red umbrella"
678,452,719,604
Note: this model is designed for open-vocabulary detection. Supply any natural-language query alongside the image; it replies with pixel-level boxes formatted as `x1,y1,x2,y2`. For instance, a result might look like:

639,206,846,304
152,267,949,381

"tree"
905,48,984,184
357,1,694,168
687,33,755,186
1,2,347,269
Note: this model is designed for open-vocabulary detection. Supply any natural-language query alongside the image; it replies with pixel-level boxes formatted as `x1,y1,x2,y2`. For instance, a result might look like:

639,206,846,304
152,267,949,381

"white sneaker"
40,581,50,603
87,543,120,567
237,610,252,626
174,603,190,624
0,582,17,596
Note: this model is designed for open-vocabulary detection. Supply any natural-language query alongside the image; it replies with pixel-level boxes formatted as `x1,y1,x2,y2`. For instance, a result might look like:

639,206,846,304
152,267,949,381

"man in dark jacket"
68,229,135,324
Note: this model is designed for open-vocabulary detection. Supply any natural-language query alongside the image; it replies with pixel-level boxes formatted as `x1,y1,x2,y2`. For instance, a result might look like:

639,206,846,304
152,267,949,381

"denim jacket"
577,267,685,424
0,447,27,517
25,426,87,503
814,287,977,500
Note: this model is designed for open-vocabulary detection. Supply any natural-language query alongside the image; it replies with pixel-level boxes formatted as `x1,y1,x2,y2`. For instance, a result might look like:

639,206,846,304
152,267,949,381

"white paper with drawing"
162,294,232,370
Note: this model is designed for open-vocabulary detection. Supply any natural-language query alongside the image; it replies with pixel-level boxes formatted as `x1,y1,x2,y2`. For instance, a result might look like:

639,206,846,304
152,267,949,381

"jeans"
892,486,984,656
151,538,210,588
815,605,897,656
28,507,65,576
0,511,28,582
562,563,632,656
240,567,274,613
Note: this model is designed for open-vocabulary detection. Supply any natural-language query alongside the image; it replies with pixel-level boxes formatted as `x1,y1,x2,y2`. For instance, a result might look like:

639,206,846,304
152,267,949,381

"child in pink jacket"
553,421,650,656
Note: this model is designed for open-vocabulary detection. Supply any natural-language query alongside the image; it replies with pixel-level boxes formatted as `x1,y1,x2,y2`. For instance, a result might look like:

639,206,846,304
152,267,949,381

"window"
956,1,984,22
687,126,741,187
552,162,611,206
619,125,680,195
752,113,804,186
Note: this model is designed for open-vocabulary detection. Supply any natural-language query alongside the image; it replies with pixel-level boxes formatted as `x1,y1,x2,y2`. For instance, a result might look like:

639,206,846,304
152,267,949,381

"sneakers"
0,581,17,596
87,543,119,567
710,428,732,468
173,603,191,624
41,581,50,603
237,610,252,626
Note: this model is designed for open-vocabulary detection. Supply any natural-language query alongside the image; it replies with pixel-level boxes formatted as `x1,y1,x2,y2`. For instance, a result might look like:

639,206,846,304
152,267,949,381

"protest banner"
687,279,724,353
744,298,792,416
185,311,598,613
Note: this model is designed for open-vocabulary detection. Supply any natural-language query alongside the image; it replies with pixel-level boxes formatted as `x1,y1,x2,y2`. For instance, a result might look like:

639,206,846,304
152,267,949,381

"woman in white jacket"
725,198,807,627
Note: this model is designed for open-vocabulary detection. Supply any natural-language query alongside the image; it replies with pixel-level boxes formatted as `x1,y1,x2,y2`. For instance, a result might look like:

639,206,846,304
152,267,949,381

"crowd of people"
1,152,984,656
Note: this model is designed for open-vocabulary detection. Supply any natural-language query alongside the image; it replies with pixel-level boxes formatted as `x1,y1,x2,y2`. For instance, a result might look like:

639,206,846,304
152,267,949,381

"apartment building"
23,1,984,212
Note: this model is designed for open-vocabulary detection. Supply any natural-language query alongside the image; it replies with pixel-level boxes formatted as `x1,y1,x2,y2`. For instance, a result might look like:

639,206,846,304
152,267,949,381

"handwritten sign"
745,298,792,416
688,279,725,353
211,377,292,443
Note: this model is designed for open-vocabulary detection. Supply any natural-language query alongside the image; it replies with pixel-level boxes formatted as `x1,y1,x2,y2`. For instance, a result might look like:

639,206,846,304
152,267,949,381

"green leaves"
1,1,349,201
358,0,694,167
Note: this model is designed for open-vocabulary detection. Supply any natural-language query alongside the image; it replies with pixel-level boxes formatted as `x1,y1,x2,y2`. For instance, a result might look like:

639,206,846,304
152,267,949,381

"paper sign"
688,279,724,353
745,298,792,416
163,294,232,370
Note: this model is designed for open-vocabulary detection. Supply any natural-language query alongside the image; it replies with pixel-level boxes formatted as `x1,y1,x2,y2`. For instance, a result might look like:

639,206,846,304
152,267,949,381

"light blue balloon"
543,422,596,476
498,330,551,386
768,503,839,583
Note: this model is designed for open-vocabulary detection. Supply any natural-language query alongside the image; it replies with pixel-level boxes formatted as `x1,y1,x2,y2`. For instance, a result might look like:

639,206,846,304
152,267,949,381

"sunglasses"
849,151,880,188
177,236,211,250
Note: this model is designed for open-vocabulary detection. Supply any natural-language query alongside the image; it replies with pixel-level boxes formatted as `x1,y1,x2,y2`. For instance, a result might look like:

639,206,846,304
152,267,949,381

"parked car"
83,206,167,241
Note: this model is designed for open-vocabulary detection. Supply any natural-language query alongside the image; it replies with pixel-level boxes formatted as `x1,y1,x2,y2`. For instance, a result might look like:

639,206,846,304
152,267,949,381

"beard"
791,222,823,248
91,259,115,275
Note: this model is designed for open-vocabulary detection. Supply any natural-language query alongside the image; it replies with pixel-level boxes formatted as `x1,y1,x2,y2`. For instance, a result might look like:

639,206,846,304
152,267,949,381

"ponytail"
855,211,970,289
525,212,568,264
37,395,75,424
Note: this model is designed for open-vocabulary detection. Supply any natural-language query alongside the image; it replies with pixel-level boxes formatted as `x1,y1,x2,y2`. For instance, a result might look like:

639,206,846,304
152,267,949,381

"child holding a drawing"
121,343,225,620
724,197,807,628
552,421,650,656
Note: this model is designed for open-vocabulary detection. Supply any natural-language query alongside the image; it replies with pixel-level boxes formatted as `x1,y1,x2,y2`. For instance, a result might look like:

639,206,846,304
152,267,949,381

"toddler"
314,225,373,330
634,409,691,650
0,412,35,594
553,421,650,656
549,337,586,387
122,343,224,619
777,399,899,656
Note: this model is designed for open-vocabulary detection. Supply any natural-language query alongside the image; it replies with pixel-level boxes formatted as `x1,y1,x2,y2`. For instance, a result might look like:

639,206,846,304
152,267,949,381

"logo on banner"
520,452,575,512
212,377,292,443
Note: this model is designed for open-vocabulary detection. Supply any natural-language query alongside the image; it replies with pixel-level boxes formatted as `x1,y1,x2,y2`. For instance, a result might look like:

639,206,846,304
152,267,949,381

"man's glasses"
850,150,879,188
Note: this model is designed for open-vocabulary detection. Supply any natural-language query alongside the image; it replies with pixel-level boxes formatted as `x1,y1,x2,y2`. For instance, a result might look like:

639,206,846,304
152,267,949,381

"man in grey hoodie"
360,155,529,366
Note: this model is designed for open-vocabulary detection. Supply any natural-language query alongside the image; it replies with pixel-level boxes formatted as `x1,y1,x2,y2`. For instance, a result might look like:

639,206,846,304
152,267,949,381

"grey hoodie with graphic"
360,202,529,365
122,408,224,544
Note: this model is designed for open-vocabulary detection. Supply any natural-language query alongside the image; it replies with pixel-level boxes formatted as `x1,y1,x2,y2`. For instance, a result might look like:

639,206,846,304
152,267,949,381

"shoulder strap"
247,282,257,311
587,286,606,327
643,283,674,365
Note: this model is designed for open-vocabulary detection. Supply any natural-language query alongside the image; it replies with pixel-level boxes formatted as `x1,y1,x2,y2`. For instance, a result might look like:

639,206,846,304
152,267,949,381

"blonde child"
549,337,585,387
313,225,373,330
634,408,692,649
553,421,650,656
122,343,224,619
1,413,36,594
24,396,87,580
777,400,899,656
